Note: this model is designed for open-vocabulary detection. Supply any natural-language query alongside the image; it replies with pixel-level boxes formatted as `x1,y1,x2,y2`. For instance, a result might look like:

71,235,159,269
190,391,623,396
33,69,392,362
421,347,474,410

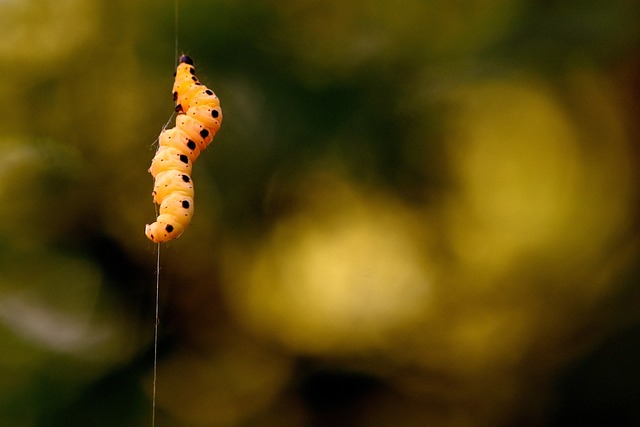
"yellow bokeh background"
0,0,639,426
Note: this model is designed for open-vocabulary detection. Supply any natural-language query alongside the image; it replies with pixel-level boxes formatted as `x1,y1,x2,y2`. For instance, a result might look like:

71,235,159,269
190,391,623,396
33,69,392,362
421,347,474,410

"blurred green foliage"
1,0,639,426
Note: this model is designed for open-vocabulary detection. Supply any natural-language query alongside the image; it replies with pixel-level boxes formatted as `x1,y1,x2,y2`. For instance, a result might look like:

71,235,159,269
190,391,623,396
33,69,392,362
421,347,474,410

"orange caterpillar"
145,55,222,243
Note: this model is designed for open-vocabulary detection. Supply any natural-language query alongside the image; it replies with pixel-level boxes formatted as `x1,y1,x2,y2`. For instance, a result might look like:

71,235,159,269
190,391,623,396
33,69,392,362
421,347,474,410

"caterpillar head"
179,55,193,65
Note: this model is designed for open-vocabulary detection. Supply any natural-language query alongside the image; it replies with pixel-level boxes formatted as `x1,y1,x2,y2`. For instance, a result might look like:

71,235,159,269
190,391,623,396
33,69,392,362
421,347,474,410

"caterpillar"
145,55,222,243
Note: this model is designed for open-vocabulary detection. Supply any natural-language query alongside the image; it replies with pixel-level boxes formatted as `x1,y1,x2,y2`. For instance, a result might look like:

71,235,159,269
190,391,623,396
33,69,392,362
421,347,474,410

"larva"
145,55,222,243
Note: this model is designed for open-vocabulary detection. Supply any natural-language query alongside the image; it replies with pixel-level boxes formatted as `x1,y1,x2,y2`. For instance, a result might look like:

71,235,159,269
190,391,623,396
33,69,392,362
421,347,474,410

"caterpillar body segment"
158,128,202,163
148,146,192,177
152,171,193,205
175,115,214,150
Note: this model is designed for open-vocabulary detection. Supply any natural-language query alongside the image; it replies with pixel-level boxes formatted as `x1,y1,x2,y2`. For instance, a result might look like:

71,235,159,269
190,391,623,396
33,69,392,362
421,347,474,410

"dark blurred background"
1,0,639,426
